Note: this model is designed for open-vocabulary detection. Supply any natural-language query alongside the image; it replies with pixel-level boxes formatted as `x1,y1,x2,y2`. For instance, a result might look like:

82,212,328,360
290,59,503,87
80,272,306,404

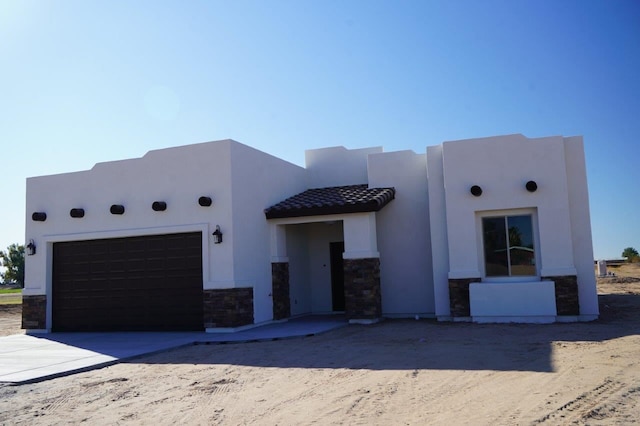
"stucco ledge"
472,315,556,324
205,318,289,334
578,314,599,322
349,318,383,325
343,250,380,260
25,329,49,334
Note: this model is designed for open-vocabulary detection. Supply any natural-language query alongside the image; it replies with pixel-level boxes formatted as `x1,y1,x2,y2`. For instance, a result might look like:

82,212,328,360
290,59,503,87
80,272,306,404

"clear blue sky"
1,0,638,260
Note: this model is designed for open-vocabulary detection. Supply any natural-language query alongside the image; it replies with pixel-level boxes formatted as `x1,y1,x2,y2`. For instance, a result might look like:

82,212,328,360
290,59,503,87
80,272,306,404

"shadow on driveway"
1,293,639,384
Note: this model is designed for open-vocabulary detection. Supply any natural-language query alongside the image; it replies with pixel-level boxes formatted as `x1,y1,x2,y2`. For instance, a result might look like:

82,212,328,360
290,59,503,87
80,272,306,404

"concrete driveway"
0,315,347,384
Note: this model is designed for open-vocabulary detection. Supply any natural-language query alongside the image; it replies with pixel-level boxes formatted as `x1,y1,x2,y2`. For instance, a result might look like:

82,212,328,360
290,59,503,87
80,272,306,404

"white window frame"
475,208,540,282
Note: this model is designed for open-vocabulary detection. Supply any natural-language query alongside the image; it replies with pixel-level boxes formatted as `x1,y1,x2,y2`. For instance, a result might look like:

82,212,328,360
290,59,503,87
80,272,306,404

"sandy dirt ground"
0,265,639,425
0,304,22,337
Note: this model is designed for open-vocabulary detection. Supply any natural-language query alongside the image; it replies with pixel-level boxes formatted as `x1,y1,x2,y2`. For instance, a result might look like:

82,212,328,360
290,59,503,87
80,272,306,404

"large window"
482,214,536,277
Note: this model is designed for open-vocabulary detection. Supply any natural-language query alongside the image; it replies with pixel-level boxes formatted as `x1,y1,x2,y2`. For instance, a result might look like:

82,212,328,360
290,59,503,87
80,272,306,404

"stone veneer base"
22,295,47,330
448,278,479,318
543,275,579,316
343,258,382,320
271,262,291,320
449,275,580,319
203,288,254,328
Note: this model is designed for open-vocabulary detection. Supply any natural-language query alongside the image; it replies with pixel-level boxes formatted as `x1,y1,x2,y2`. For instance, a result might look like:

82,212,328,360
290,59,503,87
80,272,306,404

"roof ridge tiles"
265,184,395,219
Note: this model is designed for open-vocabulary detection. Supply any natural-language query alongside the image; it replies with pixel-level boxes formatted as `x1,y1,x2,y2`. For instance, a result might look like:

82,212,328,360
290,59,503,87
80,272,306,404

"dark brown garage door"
52,232,203,331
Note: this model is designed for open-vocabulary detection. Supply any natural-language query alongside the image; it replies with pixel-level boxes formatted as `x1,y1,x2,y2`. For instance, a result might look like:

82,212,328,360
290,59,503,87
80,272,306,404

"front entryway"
270,214,383,322
280,222,344,316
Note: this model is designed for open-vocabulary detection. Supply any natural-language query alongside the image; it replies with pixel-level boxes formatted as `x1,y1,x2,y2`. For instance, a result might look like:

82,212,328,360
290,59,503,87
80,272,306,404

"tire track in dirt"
582,384,640,423
81,377,129,388
178,367,247,424
532,378,625,424
190,377,237,395
247,368,372,423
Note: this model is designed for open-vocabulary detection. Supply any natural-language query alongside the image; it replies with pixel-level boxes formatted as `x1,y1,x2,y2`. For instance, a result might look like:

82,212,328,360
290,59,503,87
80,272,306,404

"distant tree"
0,244,25,287
622,247,639,263
508,226,523,247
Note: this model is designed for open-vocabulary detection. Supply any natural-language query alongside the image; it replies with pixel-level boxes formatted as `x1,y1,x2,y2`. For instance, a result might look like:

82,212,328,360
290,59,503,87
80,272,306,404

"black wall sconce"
470,185,483,197
212,225,223,244
70,208,85,218
110,204,125,215
26,239,36,256
152,201,167,211
32,212,47,222
199,196,213,207
526,180,538,192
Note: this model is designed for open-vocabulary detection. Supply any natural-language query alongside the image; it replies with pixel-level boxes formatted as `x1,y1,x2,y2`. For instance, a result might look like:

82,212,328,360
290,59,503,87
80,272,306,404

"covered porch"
264,185,395,323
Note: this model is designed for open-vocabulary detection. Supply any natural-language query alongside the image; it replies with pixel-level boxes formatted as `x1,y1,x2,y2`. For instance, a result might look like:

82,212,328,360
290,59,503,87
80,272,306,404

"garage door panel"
52,232,204,331
146,258,167,270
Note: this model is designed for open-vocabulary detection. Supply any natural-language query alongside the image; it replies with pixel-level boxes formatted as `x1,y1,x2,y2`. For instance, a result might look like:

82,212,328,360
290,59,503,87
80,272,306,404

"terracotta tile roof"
265,184,395,219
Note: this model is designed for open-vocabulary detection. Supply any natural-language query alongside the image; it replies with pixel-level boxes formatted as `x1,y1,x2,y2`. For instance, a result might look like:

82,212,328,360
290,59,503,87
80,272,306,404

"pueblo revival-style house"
22,134,599,332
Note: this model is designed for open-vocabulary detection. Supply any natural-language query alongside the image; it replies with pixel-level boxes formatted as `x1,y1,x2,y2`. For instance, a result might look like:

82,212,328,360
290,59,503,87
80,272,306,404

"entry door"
330,241,345,311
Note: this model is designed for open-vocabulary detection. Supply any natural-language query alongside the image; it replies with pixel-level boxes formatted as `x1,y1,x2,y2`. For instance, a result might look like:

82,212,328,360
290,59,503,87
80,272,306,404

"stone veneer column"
271,262,290,320
343,258,381,320
22,295,47,330
203,288,254,328
543,275,579,316
448,278,479,318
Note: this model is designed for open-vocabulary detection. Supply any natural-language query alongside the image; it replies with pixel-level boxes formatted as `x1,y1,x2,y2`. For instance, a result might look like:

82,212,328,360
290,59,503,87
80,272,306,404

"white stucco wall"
25,133,598,328
368,150,435,317
427,144,452,318
24,139,307,328
305,146,383,188
227,142,307,323
469,281,557,323
285,224,311,316
563,136,599,317
441,134,576,279
25,140,236,298
342,213,379,259
428,134,598,320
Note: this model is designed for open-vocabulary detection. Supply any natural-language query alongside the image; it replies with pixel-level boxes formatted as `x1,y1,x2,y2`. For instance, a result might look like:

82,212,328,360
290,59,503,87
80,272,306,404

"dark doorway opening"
330,241,345,311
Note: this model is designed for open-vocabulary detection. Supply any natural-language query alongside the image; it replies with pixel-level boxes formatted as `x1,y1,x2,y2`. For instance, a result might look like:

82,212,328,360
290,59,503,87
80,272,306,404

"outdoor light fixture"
526,180,538,192
110,204,125,215
32,212,47,222
212,225,223,244
70,208,85,218
199,196,213,207
26,239,36,256
152,201,167,211
470,185,483,197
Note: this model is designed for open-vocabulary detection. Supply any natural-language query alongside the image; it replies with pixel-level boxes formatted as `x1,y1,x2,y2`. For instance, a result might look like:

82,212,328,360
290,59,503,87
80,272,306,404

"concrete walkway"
0,315,347,384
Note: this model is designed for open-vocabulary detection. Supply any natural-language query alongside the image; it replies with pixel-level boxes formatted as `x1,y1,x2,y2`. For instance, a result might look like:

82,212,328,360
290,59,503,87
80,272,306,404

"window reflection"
482,214,536,277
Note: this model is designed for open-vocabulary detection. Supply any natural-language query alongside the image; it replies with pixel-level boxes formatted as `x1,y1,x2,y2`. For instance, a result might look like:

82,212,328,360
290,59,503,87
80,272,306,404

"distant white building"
22,134,599,332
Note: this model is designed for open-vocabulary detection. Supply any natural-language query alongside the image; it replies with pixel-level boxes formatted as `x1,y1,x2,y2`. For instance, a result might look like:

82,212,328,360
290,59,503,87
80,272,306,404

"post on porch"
343,213,382,323
270,224,291,320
